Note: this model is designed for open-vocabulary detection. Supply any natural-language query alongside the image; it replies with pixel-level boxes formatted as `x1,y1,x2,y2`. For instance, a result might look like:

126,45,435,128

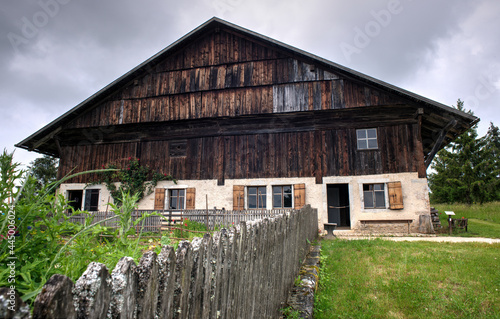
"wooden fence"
66,209,294,232
29,206,319,319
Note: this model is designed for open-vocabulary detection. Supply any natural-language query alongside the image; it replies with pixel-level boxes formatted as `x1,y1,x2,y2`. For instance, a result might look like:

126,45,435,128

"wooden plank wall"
59,124,424,183
65,29,408,129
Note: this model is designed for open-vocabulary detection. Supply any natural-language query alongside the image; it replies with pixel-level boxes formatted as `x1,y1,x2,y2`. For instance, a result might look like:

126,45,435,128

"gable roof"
16,17,478,158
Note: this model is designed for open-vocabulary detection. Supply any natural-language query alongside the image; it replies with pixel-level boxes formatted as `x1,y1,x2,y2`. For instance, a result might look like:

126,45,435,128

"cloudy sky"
1,0,499,168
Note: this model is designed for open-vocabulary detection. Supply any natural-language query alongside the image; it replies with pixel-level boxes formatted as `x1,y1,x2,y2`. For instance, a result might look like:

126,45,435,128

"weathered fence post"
136,251,159,319
200,233,213,319
108,256,138,319
0,287,31,319
173,241,193,318
225,225,240,318
73,262,112,319
208,231,222,319
184,236,201,318
218,228,233,319
32,274,76,319
157,245,176,319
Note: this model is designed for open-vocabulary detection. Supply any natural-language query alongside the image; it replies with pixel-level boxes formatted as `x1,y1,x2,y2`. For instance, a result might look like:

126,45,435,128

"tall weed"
0,151,148,304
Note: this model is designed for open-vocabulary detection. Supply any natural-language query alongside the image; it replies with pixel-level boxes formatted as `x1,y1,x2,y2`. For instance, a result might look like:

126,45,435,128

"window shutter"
83,190,92,211
388,182,404,210
84,189,99,211
154,188,165,210
186,188,196,210
294,184,306,209
233,185,245,210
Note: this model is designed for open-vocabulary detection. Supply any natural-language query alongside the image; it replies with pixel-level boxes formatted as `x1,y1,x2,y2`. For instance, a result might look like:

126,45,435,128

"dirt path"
336,236,500,244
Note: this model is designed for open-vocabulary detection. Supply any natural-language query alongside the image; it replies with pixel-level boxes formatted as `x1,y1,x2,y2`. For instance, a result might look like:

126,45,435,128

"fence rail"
65,209,294,232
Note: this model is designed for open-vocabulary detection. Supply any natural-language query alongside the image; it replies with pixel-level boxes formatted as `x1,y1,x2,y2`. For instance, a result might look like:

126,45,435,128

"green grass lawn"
315,239,500,319
432,202,500,239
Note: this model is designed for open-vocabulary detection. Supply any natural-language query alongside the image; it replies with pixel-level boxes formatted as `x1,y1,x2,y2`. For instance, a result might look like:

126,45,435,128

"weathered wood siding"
56,27,427,183
65,29,409,129
59,123,424,183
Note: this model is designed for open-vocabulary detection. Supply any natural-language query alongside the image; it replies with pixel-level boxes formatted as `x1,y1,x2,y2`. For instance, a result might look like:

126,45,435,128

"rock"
418,214,435,234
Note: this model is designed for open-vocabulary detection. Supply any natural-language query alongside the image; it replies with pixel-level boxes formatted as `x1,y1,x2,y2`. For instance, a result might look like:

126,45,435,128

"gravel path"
381,236,500,244
334,236,500,244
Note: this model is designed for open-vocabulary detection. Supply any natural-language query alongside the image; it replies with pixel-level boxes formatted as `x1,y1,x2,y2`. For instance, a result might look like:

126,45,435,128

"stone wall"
28,206,317,319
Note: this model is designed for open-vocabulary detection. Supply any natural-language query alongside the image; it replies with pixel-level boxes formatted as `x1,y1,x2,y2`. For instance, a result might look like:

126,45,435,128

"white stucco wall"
321,172,430,231
58,183,112,211
60,172,430,233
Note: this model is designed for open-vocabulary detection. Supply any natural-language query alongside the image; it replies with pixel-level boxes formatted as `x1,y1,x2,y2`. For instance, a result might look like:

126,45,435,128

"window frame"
247,186,267,209
356,128,378,150
168,189,186,210
272,185,293,209
363,183,386,209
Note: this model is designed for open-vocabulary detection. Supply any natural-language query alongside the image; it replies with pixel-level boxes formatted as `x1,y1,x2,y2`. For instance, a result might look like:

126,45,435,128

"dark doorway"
327,184,350,228
67,190,83,211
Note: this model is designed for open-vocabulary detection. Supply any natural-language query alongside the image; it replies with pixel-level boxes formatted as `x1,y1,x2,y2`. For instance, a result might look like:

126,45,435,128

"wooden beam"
424,119,457,168
54,138,63,158
57,106,417,147
30,127,62,151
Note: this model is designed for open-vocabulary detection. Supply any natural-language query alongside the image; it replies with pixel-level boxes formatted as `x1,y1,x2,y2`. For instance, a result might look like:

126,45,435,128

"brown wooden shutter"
186,188,196,210
388,182,404,210
233,185,245,210
294,184,306,209
154,188,165,210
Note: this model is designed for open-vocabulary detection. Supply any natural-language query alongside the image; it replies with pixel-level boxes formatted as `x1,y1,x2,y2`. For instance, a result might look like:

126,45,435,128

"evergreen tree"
481,122,500,201
428,99,487,204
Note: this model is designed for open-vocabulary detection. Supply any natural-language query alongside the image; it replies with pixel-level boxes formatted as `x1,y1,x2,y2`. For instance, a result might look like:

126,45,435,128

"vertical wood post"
205,194,209,231
181,210,184,238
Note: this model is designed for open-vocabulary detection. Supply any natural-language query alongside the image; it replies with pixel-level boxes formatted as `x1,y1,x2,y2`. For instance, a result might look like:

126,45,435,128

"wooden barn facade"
17,18,477,233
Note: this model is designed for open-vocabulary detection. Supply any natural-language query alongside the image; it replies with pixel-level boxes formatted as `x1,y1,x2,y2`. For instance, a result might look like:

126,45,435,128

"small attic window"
357,128,378,150
169,140,187,157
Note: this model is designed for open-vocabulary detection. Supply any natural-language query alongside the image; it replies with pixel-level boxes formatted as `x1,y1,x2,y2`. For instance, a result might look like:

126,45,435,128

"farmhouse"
16,18,477,234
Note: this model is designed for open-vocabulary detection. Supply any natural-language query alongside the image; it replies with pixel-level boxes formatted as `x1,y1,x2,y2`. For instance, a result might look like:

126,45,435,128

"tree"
28,155,58,194
428,99,493,204
481,122,500,201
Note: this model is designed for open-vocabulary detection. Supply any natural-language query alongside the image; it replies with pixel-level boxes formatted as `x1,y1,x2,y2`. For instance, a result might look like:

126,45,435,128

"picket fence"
66,208,293,232
29,205,318,319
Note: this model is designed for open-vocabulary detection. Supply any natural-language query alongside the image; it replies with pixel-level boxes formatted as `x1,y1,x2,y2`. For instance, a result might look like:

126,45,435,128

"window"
363,184,385,209
248,186,266,209
67,190,83,211
84,189,100,211
169,189,185,209
357,128,378,150
273,185,292,208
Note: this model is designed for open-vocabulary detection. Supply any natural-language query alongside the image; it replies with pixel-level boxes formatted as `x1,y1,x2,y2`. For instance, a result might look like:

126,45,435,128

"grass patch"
432,202,500,238
315,239,500,319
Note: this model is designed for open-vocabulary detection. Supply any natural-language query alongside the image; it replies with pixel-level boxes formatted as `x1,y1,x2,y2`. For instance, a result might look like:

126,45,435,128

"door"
327,184,350,228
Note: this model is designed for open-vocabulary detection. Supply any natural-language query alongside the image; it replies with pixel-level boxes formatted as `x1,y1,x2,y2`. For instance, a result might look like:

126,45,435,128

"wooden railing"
66,209,295,232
